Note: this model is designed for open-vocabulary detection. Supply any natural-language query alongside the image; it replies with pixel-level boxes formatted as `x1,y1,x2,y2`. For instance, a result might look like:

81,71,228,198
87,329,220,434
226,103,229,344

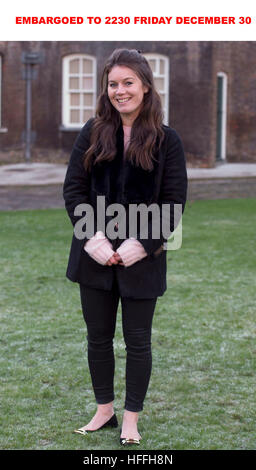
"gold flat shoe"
120,429,141,446
120,437,140,445
74,428,88,435
74,413,118,435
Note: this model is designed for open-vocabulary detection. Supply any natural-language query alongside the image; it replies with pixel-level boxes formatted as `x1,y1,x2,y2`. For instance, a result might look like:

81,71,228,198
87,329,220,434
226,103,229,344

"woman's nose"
116,84,125,94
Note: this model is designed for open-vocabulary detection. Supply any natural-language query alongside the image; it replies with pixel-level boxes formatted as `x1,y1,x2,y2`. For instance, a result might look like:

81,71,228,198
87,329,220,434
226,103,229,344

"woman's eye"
108,81,133,88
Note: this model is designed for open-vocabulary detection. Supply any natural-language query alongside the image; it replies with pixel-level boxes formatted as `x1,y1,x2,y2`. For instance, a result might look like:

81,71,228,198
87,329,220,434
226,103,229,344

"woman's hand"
106,252,124,266
116,238,147,267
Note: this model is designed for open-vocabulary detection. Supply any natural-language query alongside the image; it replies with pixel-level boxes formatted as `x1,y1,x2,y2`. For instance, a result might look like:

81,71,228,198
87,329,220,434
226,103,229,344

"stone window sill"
59,125,82,132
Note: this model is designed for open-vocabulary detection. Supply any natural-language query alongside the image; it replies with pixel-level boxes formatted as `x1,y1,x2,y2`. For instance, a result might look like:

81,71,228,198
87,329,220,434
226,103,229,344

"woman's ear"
143,85,149,94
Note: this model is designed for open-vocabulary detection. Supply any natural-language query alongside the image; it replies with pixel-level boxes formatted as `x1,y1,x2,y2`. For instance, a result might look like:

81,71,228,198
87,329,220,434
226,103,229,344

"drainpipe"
21,52,43,162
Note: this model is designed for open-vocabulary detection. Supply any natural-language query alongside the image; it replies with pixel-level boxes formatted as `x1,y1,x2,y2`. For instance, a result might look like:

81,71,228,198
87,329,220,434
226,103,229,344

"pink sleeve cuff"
116,238,147,267
84,231,114,265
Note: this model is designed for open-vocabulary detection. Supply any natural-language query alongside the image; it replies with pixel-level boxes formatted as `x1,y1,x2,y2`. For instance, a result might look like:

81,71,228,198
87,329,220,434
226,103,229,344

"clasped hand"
106,252,124,266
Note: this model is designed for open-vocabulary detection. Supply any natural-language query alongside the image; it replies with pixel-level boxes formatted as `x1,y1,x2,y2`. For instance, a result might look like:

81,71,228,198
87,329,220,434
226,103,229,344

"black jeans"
79,275,157,412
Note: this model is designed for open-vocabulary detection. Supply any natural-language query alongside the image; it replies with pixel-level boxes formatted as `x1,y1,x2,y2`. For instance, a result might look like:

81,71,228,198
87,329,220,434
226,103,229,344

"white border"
1,1,256,41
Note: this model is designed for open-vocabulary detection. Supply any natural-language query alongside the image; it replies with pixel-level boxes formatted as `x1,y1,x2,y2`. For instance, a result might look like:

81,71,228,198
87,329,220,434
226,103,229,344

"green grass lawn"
0,198,256,450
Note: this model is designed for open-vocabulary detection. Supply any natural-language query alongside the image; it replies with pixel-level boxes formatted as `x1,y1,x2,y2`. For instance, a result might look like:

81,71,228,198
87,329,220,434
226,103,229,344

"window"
144,54,169,125
216,72,228,161
62,54,97,128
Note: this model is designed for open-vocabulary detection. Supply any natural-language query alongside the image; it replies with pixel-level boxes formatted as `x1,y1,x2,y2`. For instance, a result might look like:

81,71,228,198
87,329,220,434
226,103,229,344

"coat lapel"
90,124,164,205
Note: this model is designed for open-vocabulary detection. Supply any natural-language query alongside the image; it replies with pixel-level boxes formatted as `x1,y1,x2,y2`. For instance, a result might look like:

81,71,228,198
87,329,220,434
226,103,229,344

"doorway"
216,72,228,161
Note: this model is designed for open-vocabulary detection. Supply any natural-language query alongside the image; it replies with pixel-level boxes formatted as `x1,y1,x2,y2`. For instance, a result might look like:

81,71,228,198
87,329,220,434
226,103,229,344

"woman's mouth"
117,98,131,103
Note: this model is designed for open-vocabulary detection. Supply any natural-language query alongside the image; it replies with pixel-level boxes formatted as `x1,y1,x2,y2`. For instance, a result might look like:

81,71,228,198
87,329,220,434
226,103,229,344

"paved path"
0,163,67,186
1,162,256,186
188,163,256,179
0,162,255,210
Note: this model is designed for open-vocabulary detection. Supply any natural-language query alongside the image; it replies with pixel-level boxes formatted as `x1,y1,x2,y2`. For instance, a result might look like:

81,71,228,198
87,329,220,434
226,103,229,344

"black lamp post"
21,52,43,162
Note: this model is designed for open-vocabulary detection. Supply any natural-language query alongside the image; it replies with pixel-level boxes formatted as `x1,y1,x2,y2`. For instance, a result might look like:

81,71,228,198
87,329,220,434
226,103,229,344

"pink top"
123,125,132,153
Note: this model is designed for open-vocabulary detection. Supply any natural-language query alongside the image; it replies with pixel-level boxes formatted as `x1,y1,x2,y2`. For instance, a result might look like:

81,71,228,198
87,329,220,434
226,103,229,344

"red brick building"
0,41,255,167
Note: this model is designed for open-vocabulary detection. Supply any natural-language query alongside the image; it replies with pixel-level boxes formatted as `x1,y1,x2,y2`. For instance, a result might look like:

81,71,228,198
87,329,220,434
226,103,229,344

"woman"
63,48,187,445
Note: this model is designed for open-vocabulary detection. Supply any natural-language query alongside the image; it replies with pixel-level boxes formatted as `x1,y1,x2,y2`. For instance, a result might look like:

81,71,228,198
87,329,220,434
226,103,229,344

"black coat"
63,118,187,299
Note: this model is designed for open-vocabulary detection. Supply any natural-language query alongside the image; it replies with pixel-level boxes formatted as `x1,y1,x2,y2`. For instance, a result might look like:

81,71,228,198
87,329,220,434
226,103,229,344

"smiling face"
107,65,149,125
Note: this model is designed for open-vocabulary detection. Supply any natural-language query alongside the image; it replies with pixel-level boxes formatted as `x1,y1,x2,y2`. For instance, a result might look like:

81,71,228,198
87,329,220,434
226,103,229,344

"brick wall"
213,42,256,163
0,41,255,167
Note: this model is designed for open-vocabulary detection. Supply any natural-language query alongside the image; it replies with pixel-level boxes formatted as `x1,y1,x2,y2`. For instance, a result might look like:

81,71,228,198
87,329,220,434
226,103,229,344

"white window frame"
217,72,228,160
144,53,169,125
62,54,97,128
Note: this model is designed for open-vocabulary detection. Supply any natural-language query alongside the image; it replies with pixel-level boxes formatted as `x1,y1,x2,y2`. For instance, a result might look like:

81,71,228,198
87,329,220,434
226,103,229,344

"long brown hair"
84,49,164,171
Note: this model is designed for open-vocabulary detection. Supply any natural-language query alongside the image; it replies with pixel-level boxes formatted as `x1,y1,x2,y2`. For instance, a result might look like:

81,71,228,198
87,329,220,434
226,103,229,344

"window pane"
159,93,165,108
83,109,93,122
82,77,93,89
154,77,164,91
83,59,93,73
148,59,156,73
63,55,97,127
83,93,93,106
69,77,79,90
70,93,80,106
70,109,80,123
69,59,79,73
160,59,166,75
